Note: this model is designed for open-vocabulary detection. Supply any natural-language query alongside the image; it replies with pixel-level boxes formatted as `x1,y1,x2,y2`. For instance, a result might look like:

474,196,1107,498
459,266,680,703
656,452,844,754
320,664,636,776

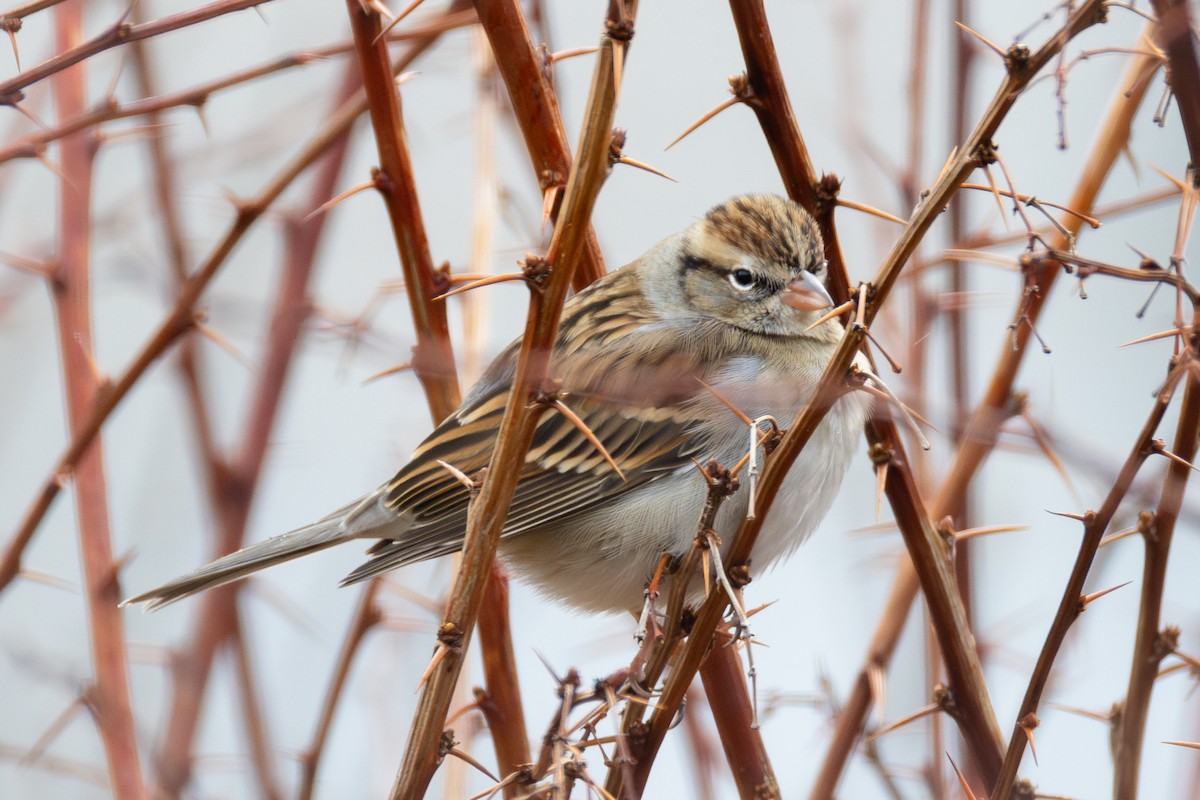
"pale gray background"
1,1,1197,797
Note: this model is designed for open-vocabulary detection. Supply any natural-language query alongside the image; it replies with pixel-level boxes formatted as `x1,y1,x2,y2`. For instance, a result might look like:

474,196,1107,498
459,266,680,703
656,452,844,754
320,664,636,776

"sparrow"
125,194,869,614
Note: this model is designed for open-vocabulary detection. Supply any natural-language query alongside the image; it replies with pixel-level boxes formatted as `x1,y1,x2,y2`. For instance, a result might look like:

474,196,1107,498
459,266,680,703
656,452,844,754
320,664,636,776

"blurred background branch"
0,1,1196,798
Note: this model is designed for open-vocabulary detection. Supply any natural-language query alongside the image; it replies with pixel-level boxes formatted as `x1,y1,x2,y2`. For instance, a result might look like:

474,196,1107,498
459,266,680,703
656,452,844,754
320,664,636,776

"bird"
124,193,869,614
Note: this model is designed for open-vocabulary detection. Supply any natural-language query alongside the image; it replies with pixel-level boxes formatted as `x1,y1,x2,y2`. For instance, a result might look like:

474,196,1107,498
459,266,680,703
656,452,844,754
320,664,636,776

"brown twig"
297,584,384,800
300,10,490,798
727,0,851,306
129,22,285,798
808,559,918,799
1111,340,1200,791
0,2,467,593
474,563,531,798
350,4,536,797
0,0,276,105
472,0,606,290
46,4,146,797
388,3,636,796
348,0,460,418
621,2,1112,796
867,416,1004,781
1150,0,1200,185
812,39,1163,797
229,613,283,800
1046,247,1200,304
151,47,369,791
0,8,478,166
152,107,356,795
700,631,779,799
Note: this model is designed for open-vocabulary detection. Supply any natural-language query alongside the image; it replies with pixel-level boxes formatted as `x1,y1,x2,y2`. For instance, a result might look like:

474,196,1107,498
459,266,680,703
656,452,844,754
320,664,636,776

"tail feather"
123,491,395,611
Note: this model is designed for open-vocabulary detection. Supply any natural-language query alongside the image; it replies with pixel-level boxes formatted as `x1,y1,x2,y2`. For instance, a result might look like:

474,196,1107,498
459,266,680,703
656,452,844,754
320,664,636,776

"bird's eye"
729,268,756,290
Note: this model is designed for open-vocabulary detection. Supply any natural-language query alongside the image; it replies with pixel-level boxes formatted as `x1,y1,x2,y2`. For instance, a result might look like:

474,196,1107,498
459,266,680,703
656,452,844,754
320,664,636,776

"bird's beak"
781,270,834,311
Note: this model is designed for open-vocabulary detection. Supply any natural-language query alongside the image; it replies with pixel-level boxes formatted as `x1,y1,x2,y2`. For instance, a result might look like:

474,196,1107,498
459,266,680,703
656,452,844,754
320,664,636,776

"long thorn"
615,155,677,182
361,362,412,385
665,95,740,150
434,271,525,301
803,299,855,333
836,197,907,225
372,0,425,44
955,20,1006,58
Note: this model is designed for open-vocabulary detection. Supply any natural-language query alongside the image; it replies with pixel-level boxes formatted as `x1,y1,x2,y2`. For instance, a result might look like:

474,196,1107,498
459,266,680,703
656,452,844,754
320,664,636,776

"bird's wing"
339,278,730,584
340,397,703,583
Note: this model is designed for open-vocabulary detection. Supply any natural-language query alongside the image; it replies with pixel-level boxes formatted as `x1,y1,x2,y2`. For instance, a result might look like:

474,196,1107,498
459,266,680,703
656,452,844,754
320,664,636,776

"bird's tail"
122,492,393,611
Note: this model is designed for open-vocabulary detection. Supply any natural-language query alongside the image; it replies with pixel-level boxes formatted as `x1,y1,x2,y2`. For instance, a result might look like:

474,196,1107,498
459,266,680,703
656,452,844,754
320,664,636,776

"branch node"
431,261,452,298
936,515,957,551
538,168,564,192
437,621,464,649
932,683,956,715
437,729,457,764
370,165,393,196
522,253,552,290
726,562,752,590
1137,509,1158,542
973,140,1000,167
700,459,739,497
867,441,892,466
1005,43,1033,76
558,667,582,697
604,17,635,44
1155,626,1181,661
816,173,842,216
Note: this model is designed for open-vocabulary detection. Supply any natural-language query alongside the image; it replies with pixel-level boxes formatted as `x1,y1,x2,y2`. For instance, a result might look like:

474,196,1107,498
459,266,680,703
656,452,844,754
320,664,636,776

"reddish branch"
991,362,1183,797
700,633,779,799
0,9,479,165
388,2,638,795
153,127,354,795
809,560,920,798
0,4,474,594
473,565,530,792
1113,326,1200,796
154,3,482,783
615,2,1112,796
867,417,1004,777
0,0,276,105
0,124,318,590
0,0,62,21
230,614,284,800
472,0,606,289
1150,0,1200,185
349,1,534,794
727,0,850,306
299,7,491,795
129,26,283,797
347,0,460,420
813,43,1162,797
298,582,383,800
48,2,146,797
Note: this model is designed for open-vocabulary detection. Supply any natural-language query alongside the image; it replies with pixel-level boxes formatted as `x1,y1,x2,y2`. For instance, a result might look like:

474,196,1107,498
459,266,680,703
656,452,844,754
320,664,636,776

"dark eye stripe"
682,254,719,274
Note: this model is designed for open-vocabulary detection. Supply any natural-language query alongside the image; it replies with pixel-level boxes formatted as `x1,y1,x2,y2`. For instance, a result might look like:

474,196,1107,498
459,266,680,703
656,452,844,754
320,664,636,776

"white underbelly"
501,387,868,614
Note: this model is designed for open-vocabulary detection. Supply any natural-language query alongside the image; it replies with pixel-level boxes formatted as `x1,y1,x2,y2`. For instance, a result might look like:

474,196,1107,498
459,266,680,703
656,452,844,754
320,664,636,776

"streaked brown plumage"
125,194,867,613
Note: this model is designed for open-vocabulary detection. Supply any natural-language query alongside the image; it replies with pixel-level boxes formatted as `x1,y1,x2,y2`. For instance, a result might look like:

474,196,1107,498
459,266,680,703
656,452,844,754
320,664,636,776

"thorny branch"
388,3,637,796
0,3,473,593
813,40,1164,798
47,4,145,798
0,0,276,106
611,1,1112,796
4,0,1199,798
